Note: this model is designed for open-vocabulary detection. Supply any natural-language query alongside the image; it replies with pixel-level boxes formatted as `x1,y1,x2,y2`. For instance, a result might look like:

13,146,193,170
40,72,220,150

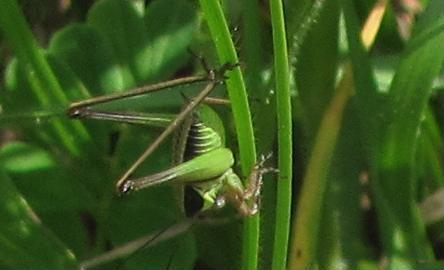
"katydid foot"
218,152,278,216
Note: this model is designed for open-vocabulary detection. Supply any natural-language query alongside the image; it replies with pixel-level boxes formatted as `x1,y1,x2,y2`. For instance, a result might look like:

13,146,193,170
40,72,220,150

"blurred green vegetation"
0,0,443,270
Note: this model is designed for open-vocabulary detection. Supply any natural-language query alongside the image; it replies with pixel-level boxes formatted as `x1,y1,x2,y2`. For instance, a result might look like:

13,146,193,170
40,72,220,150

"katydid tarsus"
67,63,274,216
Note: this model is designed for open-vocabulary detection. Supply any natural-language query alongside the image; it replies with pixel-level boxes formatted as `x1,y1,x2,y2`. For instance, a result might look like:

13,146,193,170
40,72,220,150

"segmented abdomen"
184,118,222,160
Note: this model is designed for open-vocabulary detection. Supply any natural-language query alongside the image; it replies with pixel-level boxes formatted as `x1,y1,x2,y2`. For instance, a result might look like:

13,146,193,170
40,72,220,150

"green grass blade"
291,0,339,141
289,69,353,270
343,0,444,268
197,1,258,270
0,0,91,157
269,0,292,269
287,0,327,66
374,0,444,266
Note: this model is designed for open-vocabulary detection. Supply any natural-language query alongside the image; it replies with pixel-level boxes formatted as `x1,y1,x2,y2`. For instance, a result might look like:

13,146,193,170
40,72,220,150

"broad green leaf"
2,55,97,161
2,58,39,114
194,219,242,270
0,168,78,269
87,0,197,87
318,108,374,269
0,0,92,158
45,54,114,154
87,0,145,87
106,186,196,270
143,0,198,81
106,133,196,269
48,24,125,96
45,53,91,103
3,0,231,269
0,142,95,212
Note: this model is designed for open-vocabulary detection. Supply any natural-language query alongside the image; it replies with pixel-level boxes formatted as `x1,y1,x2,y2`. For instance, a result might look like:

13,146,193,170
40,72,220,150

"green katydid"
67,63,274,216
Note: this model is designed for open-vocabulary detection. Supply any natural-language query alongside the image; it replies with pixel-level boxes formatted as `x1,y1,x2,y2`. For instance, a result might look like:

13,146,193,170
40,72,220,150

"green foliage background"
0,0,443,270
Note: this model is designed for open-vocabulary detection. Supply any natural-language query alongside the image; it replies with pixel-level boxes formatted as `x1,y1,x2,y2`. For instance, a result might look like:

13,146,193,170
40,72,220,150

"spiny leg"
243,152,278,200
219,153,278,216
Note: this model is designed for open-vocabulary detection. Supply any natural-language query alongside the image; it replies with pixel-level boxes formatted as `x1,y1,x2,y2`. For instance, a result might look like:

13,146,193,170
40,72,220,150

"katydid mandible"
68,64,272,216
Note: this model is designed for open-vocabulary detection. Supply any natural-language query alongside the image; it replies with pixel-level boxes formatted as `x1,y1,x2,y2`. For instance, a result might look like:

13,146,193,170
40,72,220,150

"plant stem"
198,1,258,270
269,0,292,269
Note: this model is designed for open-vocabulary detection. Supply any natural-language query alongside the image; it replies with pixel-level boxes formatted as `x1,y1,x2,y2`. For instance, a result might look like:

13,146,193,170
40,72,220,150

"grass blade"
269,0,292,269
198,1,258,269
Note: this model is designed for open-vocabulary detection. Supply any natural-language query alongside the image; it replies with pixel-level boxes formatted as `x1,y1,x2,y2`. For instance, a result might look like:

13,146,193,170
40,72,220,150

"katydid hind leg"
116,63,237,193
115,78,222,192
120,147,234,194
66,63,236,194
